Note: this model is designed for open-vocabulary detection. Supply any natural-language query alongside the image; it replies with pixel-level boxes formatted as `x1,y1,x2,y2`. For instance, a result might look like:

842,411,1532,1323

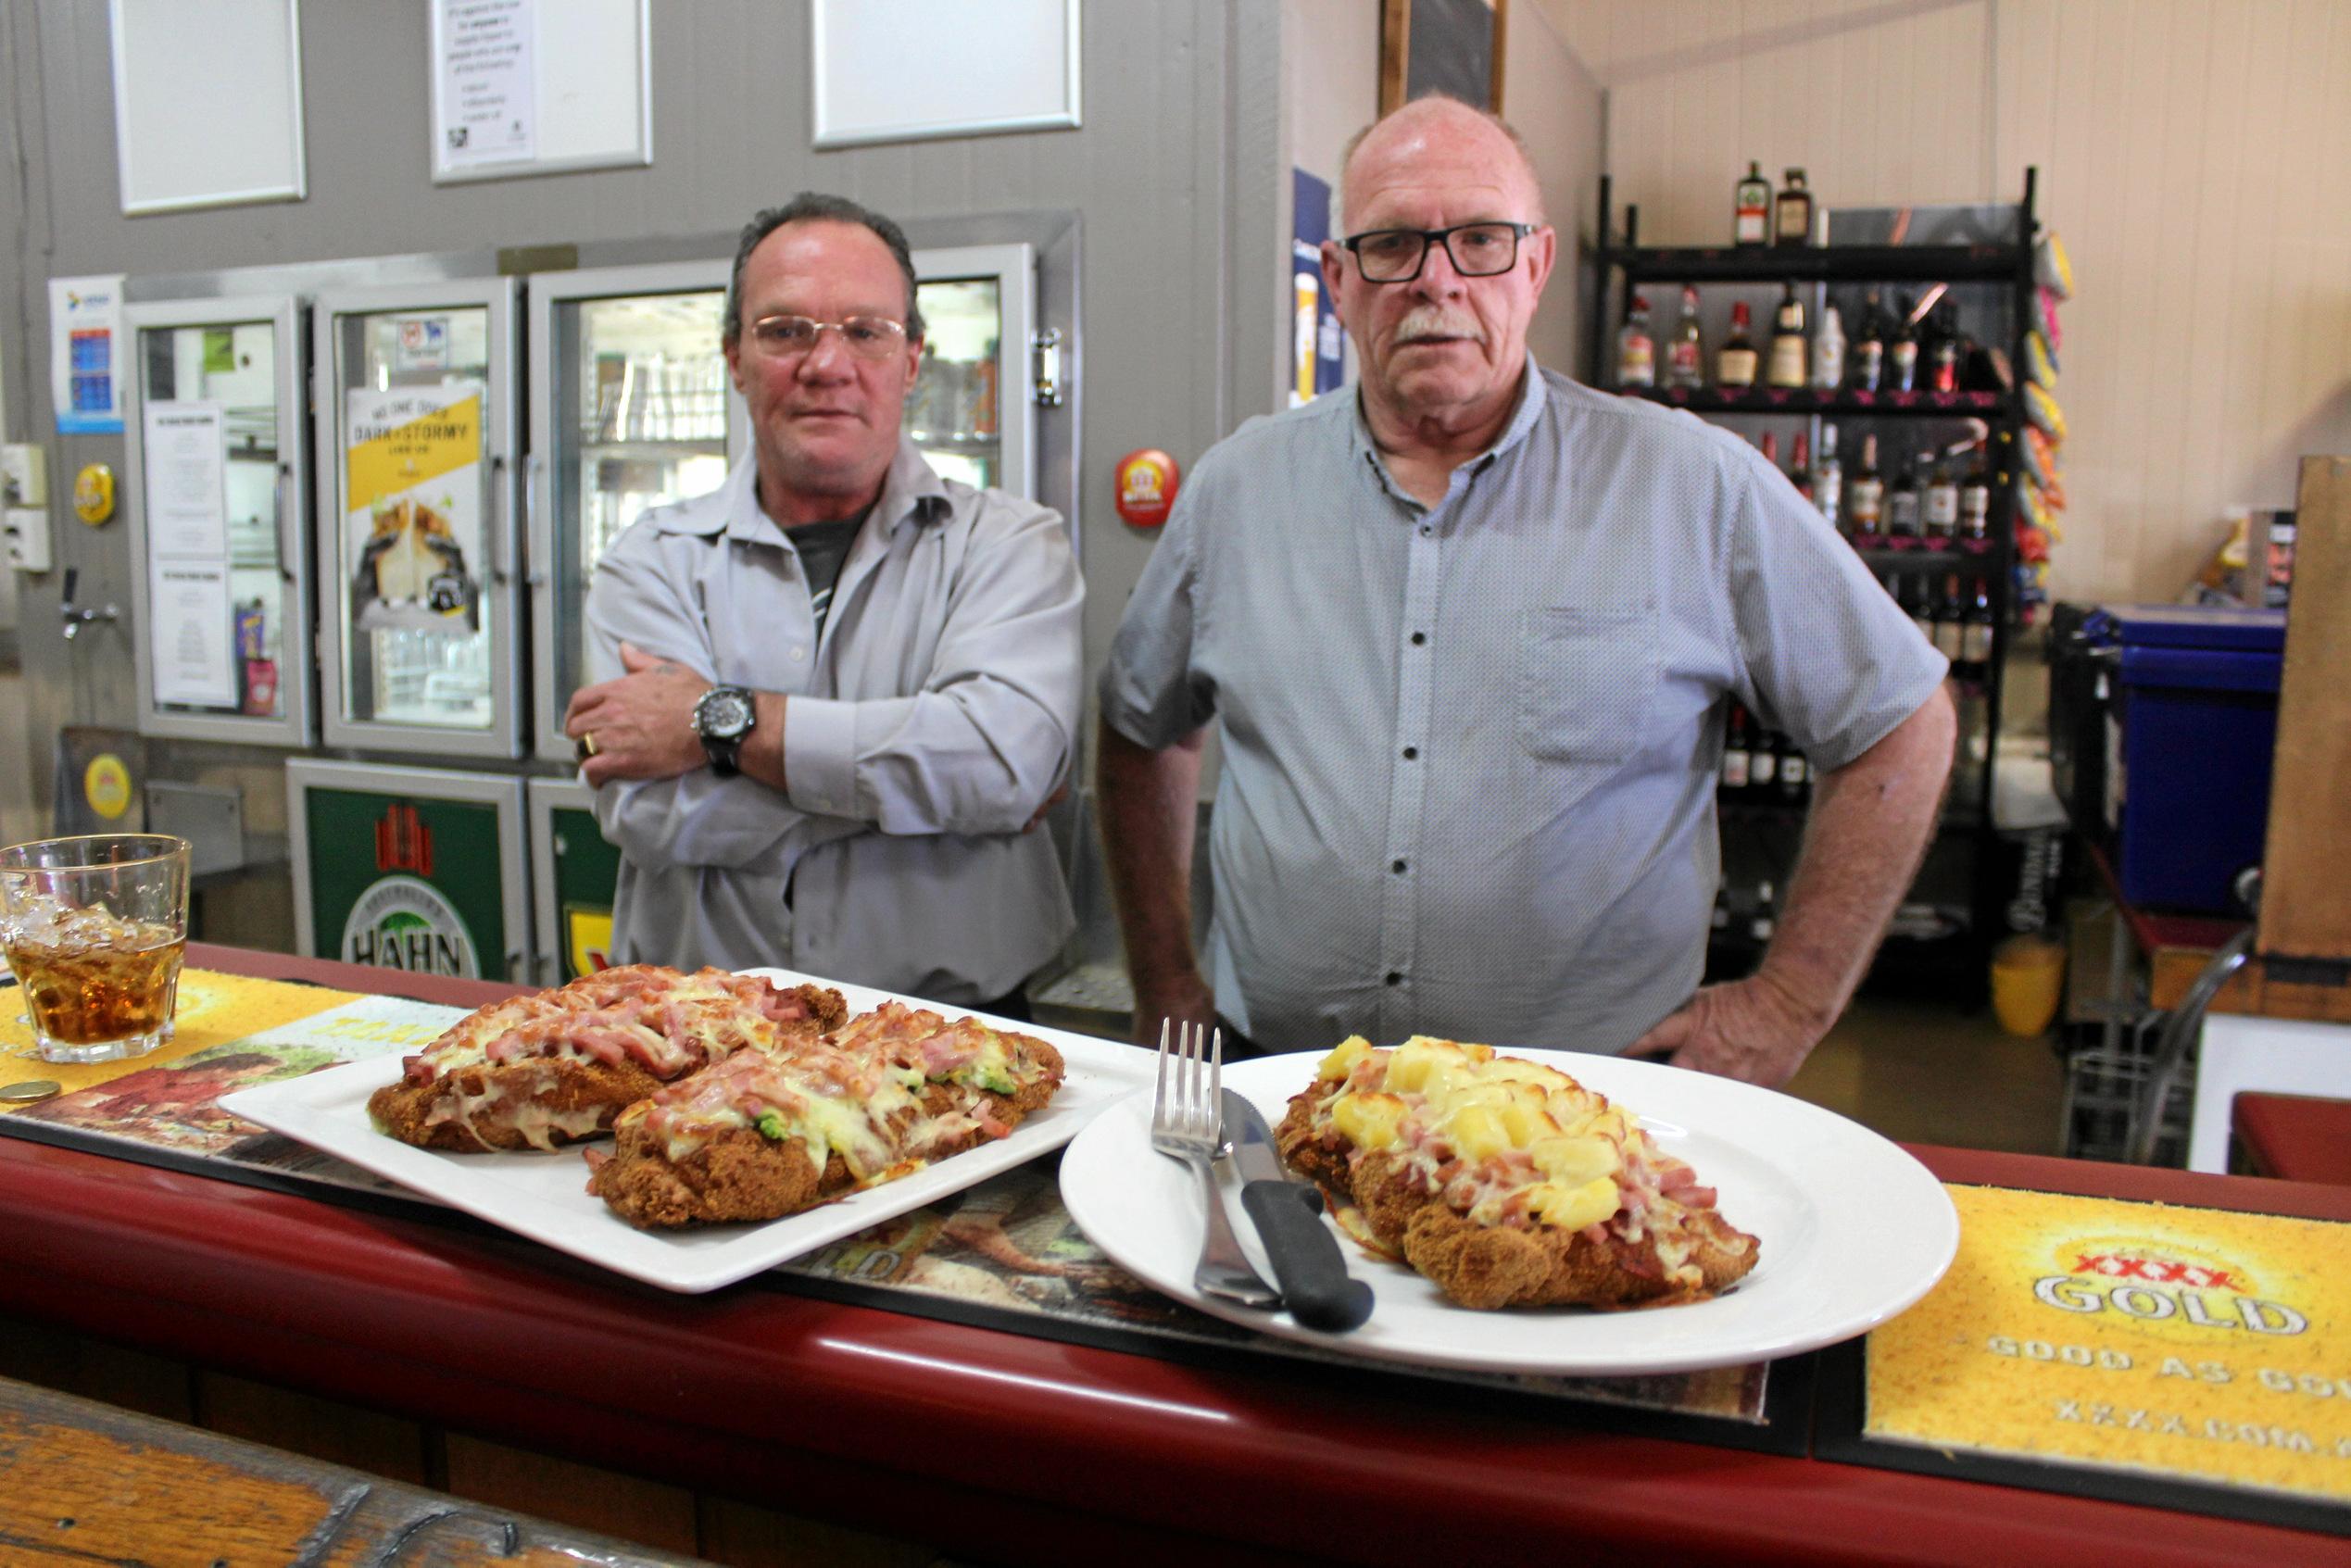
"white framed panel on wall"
108,0,307,215
430,0,651,183
811,0,1080,149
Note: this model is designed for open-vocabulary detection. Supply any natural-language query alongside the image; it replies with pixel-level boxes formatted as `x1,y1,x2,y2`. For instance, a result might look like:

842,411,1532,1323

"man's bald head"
1338,95,1544,234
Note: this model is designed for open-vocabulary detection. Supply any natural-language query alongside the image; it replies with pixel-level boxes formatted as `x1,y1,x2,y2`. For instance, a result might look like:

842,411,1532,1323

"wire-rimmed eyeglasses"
1340,221,1538,283
746,314,910,360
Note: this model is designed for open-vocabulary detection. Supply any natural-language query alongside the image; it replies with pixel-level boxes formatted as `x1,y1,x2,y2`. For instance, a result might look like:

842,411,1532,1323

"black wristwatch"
691,684,757,778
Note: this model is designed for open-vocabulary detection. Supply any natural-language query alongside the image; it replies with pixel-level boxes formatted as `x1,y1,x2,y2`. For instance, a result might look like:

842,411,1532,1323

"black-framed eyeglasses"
747,314,910,360
1340,222,1537,282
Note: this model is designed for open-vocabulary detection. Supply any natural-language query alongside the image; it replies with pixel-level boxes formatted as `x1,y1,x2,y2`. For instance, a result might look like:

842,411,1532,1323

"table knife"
1222,1090,1375,1333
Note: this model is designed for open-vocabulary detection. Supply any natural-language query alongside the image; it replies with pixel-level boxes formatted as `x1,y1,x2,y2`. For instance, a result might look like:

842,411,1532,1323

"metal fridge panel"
910,242,1039,508
310,277,524,759
526,258,745,763
121,294,316,747
285,758,531,983
525,773,617,987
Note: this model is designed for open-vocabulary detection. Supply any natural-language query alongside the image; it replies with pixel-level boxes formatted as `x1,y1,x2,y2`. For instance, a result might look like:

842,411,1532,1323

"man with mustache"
564,194,1082,1016
1096,98,1953,1087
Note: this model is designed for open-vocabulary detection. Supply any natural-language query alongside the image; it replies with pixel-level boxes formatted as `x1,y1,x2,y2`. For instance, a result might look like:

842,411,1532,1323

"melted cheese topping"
1305,1035,1729,1288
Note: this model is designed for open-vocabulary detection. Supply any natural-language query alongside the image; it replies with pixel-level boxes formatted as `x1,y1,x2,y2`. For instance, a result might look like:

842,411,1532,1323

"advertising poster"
549,803,620,982
50,273,125,433
344,383,485,634
435,0,537,172
149,562,238,709
1290,168,1344,408
302,786,509,980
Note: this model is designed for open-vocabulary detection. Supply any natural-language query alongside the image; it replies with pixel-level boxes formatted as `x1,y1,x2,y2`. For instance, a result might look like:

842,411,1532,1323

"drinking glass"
0,834,192,1063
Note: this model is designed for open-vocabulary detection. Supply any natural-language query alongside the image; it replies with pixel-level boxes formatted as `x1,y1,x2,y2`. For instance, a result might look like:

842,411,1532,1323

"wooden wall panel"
1534,0,2351,607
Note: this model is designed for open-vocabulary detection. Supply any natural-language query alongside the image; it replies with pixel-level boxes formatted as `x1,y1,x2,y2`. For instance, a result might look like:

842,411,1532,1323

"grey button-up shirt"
587,439,1083,1003
1100,361,1946,1055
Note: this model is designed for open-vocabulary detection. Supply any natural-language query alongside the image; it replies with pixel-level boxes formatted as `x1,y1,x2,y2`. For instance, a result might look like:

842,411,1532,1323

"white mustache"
1394,307,1486,345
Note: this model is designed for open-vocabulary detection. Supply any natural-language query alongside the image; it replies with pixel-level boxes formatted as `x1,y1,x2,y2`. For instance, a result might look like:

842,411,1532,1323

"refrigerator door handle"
274,462,298,584
523,454,548,588
489,452,516,587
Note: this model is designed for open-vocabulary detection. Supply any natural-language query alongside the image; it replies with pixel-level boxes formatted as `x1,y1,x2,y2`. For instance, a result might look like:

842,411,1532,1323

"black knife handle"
1240,1180,1374,1333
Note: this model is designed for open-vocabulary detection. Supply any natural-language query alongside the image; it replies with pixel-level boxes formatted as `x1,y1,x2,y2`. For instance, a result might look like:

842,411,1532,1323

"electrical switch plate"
4,507,53,572
1,445,45,507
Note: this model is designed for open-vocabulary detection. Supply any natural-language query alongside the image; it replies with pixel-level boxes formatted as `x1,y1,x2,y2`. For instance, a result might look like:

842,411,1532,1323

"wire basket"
2061,1011,2192,1164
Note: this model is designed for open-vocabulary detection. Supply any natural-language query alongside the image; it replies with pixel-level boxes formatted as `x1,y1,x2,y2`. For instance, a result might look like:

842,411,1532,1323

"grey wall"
0,2,1282,940
1506,2,1605,381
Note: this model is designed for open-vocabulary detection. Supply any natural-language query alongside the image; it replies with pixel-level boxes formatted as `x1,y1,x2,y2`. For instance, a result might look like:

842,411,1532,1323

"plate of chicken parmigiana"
223,966,1153,1293
1059,1035,1958,1375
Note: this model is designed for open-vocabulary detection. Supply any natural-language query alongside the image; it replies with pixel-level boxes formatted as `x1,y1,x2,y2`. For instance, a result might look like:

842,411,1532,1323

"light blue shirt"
587,440,1083,1003
1100,361,1946,1054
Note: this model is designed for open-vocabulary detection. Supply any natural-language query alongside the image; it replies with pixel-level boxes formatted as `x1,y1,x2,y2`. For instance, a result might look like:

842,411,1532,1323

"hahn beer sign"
292,764,518,981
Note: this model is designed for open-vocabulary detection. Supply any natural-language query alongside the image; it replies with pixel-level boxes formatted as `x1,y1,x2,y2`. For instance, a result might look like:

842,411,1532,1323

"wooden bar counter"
3,944,2345,1566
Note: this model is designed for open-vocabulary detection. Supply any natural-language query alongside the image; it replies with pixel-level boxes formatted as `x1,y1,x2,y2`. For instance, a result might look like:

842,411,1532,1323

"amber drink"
1,835,191,1063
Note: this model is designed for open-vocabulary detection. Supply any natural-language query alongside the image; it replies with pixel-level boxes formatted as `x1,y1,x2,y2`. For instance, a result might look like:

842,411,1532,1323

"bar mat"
1,969,362,1101
1816,1183,2351,1536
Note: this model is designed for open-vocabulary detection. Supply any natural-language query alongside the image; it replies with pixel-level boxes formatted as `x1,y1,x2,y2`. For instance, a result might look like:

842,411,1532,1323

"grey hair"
723,192,925,346
1336,94,1544,232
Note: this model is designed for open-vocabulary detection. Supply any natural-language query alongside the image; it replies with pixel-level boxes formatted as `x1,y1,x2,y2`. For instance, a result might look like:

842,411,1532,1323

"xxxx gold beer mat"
1867,1185,2351,1505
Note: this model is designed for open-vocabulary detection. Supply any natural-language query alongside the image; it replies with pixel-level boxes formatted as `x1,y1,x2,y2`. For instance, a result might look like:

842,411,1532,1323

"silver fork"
1150,1019,1281,1309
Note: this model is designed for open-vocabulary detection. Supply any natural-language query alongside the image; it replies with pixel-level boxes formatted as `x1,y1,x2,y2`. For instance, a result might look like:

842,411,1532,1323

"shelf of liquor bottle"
1616,243,2023,285
1847,535,1998,564
577,436,730,461
1623,385,2013,419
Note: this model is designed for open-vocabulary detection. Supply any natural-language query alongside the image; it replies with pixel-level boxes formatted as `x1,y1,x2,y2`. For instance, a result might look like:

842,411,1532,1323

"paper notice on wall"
51,274,126,433
150,561,237,709
435,0,537,172
344,383,485,634
142,402,229,560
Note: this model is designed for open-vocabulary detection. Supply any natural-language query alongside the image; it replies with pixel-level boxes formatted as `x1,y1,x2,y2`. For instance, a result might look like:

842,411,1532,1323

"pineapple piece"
1530,1134,1620,1185
1500,1100,1563,1148
1387,1037,1465,1095
1447,1103,1508,1163
1317,1035,1375,1082
1331,1091,1406,1150
1527,1175,1621,1232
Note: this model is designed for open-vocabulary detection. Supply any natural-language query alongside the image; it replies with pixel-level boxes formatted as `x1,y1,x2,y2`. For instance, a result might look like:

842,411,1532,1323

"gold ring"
577,732,599,760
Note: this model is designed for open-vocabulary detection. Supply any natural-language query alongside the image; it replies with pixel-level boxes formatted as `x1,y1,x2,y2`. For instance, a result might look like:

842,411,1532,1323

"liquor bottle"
1766,284,1808,389
1666,285,1705,389
1749,725,1779,792
1849,433,1885,535
1758,431,1779,468
1934,573,1968,660
1616,294,1656,388
1811,304,1846,391
1902,573,1936,646
1789,431,1814,503
1721,703,1754,793
1775,169,1814,246
1962,577,1997,667
1814,423,1843,531
1886,449,1922,537
1924,459,1960,540
1929,302,1961,394
1889,295,1920,393
1851,290,1887,392
1716,302,1759,389
1959,455,1992,539
1778,735,1809,802
1750,880,1779,945
1735,161,1771,246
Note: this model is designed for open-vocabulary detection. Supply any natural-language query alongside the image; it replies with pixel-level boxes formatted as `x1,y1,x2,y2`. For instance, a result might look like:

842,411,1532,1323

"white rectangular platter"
222,968,1151,1293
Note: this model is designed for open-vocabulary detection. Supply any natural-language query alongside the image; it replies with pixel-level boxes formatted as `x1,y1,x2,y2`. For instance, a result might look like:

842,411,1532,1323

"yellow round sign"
73,462,116,525
84,754,132,820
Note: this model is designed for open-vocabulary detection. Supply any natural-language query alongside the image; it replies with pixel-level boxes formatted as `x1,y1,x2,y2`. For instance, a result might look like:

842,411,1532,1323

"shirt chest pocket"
1515,607,1661,764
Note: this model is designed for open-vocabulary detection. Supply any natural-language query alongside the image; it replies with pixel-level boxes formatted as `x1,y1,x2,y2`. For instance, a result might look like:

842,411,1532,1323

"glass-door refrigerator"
525,243,1048,762
527,261,744,763
121,295,314,746
312,279,524,759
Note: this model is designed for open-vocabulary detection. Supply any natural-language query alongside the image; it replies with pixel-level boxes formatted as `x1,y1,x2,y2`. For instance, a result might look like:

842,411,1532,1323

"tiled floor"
1789,995,2067,1156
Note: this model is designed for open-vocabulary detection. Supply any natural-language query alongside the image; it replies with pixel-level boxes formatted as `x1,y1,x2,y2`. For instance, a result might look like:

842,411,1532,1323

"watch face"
697,686,754,740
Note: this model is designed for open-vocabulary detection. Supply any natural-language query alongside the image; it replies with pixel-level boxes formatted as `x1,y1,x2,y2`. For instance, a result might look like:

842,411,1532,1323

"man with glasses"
564,193,1082,1016
1097,98,1954,1087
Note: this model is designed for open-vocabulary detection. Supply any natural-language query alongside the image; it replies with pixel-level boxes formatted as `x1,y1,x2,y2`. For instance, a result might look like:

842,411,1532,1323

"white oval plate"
1059,1049,1959,1376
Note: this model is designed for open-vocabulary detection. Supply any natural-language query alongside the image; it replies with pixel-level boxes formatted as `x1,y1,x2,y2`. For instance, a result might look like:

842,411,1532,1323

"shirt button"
1391,859,1407,874
1384,971,1403,986
1418,524,1432,537
789,646,807,662
1402,746,1418,760
1409,632,1427,646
